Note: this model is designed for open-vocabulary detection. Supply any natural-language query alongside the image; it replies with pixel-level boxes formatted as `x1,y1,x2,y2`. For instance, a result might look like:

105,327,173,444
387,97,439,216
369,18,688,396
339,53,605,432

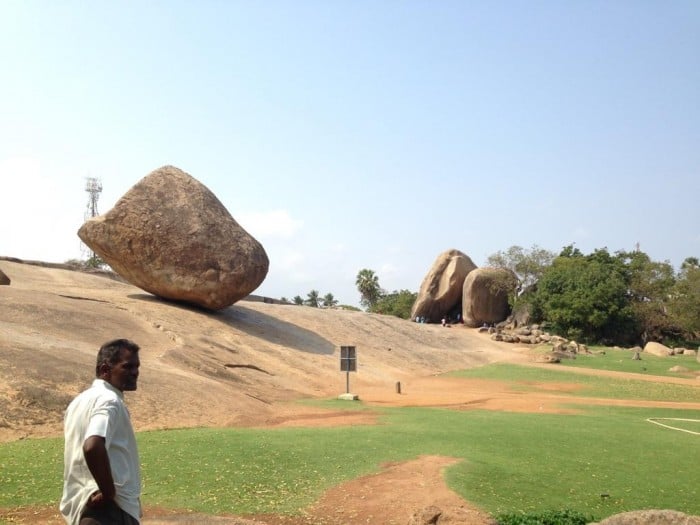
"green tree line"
281,291,341,308
286,247,699,348
355,268,417,319
489,245,700,346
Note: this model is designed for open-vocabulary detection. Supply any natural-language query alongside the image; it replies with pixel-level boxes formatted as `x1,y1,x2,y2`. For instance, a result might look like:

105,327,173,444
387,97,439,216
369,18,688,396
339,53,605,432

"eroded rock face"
78,166,269,310
462,267,516,328
410,249,477,323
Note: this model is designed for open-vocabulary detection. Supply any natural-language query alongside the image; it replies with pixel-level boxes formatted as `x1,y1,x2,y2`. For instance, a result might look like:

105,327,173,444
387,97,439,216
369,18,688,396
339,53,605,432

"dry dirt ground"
1,259,699,525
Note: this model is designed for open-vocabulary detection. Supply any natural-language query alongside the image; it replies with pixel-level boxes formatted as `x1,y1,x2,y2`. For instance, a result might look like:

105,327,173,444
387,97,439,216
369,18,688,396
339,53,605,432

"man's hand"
85,490,111,508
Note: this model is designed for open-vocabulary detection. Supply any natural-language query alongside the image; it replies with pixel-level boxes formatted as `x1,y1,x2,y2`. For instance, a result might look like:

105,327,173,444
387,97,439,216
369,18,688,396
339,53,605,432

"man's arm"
83,435,116,504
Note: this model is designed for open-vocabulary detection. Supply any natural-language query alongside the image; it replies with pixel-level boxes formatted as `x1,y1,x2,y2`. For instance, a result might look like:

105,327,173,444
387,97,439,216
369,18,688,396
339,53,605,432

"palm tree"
322,293,338,308
305,289,320,307
293,295,304,305
356,269,381,309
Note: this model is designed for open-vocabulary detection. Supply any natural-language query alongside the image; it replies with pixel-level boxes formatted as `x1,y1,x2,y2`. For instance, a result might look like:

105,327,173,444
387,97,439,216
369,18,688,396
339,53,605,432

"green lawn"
556,346,700,377
448,362,700,402
1,365,698,523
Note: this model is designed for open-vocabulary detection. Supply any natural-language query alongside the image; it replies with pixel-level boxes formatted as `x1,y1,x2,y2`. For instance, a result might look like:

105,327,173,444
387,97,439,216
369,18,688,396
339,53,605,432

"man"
60,339,142,525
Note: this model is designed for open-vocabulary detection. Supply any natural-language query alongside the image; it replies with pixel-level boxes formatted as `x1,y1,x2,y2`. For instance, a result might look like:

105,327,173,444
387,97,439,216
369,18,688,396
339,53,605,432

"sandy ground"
1,259,698,525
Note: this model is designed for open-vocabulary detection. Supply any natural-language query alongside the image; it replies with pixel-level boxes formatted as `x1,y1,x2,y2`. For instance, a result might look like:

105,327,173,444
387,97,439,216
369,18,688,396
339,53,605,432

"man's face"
106,349,140,392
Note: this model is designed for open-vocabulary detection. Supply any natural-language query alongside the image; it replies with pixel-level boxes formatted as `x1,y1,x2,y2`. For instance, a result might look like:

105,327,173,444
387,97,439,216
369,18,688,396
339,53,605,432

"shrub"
496,509,596,525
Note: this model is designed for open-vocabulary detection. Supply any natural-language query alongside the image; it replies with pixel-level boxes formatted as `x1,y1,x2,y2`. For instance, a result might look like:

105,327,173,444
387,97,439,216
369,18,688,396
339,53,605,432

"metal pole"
346,371,350,393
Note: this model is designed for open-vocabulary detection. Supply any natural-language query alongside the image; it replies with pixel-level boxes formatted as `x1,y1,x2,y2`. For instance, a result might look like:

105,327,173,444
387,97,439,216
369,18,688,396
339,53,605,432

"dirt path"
1,456,495,524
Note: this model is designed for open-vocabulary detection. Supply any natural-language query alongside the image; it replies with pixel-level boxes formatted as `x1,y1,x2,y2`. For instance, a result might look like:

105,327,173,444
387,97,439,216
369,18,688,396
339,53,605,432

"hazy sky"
1,1,698,306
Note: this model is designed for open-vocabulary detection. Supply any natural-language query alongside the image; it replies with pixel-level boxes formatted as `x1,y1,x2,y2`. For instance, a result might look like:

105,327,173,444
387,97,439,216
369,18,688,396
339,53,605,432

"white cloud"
385,243,405,255
572,226,591,239
275,250,305,271
1,155,42,181
236,210,303,239
0,155,87,262
380,262,398,277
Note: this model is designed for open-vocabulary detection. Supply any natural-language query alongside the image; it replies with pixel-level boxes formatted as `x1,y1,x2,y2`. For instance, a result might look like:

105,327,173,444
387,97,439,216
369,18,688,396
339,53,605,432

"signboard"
340,345,356,372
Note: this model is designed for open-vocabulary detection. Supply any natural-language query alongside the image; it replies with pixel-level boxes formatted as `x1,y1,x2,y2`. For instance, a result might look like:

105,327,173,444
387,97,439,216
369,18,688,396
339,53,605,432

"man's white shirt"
60,379,141,524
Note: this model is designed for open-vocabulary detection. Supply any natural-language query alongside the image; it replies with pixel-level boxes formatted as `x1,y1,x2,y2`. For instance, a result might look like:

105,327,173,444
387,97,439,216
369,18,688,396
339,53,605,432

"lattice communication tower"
81,177,103,260
85,177,102,219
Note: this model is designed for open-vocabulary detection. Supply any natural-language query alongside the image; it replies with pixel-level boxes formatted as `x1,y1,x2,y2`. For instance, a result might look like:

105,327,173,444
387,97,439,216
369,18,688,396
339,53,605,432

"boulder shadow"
216,304,335,356
126,294,334,355
127,293,215,314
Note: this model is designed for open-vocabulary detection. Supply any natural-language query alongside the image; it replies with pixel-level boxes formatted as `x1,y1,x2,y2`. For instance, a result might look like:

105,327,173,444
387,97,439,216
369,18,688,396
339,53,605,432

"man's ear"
97,362,111,378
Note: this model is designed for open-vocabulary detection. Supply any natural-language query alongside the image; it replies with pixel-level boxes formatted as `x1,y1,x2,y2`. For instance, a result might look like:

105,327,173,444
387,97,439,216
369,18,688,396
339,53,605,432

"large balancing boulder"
410,249,477,323
462,267,517,328
78,165,269,310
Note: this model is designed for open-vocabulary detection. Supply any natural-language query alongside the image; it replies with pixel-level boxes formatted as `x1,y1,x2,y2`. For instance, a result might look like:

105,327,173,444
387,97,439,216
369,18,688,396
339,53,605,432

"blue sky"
1,1,698,307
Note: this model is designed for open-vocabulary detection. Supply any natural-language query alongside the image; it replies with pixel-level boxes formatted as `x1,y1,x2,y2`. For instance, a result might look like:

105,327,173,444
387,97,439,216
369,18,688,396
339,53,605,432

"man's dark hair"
96,339,140,376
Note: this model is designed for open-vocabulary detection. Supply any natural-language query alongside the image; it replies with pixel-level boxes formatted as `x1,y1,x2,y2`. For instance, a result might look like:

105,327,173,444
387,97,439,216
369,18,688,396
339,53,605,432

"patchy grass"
448,363,700,402
1,402,699,521
0,438,63,506
525,343,700,377
557,346,700,377
2,361,698,522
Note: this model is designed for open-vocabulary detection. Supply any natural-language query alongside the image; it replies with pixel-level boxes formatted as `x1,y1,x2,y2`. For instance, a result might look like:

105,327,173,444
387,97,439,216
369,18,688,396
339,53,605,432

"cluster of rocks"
638,341,698,357
482,323,700,365
409,250,699,366
78,166,269,311
480,324,592,362
410,249,516,328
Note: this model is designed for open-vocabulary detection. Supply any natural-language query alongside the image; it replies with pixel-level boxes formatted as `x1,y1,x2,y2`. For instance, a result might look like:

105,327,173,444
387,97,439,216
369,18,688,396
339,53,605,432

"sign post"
339,345,358,400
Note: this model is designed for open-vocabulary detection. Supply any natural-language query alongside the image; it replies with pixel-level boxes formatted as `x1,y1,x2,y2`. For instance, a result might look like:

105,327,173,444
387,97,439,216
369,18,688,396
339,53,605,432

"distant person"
60,339,142,525
441,317,446,327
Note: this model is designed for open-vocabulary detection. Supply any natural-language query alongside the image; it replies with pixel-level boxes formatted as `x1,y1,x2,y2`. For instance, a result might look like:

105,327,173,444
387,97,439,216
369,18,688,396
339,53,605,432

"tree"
322,293,338,308
293,295,304,305
681,257,699,271
559,244,583,258
305,290,320,307
337,304,362,312
355,269,381,309
486,244,556,297
370,289,417,319
617,250,677,343
531,248,636,344
85,254,106,269
669,258,700,338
